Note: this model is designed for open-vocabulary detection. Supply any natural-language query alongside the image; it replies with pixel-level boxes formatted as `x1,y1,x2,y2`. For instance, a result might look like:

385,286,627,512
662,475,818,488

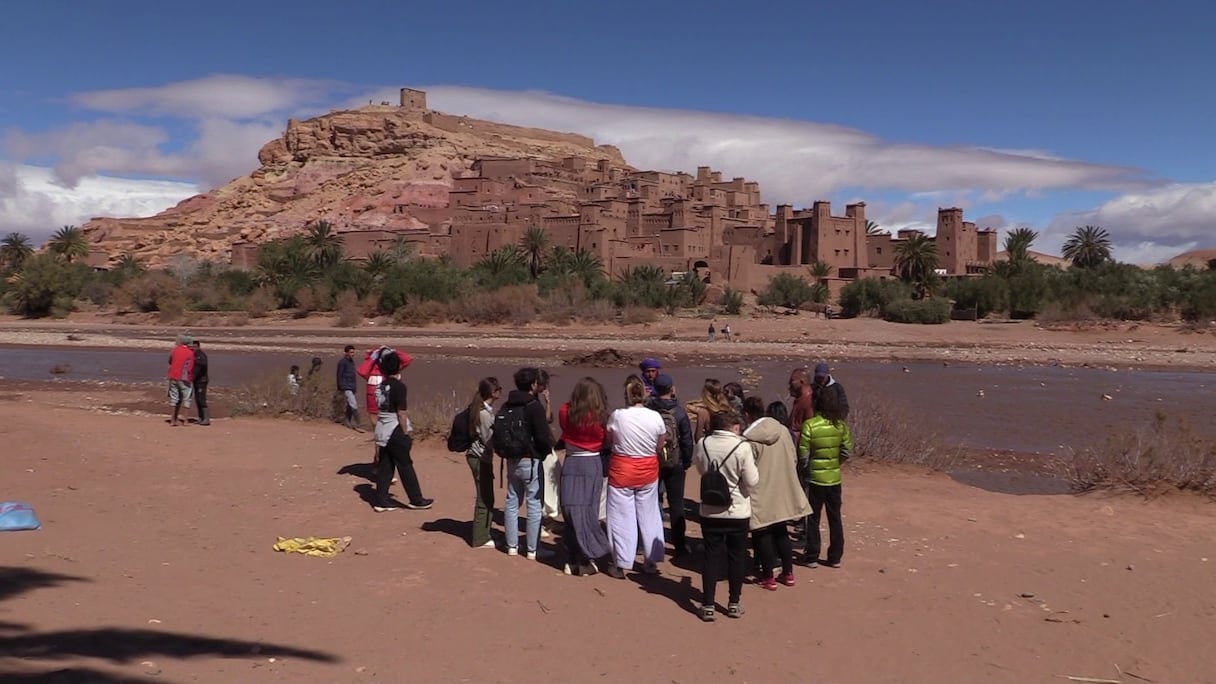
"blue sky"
2,0,1214,262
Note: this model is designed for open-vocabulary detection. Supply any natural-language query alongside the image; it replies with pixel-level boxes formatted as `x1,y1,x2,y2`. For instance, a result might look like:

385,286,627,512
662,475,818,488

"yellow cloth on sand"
273,536,352,557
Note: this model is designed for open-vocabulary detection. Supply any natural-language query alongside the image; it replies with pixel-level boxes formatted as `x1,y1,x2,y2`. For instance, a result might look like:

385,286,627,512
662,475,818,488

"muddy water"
2,346,1212,457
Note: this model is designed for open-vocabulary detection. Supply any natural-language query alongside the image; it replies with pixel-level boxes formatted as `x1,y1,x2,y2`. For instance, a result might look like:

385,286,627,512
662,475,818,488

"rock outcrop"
80,105,628,267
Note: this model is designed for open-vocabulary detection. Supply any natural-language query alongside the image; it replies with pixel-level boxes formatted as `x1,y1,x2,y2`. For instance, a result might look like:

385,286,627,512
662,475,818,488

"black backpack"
492,402,535,460
700,438,745,507
656,406,681,469
446,407,475,453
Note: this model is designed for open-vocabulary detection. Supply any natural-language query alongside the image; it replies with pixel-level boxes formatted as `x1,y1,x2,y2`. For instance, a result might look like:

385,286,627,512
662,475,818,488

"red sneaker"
759,577,778,591
776,572,796,587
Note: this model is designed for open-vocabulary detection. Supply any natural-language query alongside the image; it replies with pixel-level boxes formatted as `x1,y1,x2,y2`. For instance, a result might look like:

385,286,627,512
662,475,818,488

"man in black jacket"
191,340,210,426
812,362,850,419
336,344,358,428
495,367,554,560
647,374,694,556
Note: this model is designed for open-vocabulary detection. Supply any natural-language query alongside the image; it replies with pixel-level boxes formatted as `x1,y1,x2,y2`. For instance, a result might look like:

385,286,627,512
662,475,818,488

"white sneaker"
507,547,519,556
540,528,552,539
526,551,537,561
477,540,496,549
563,563,573,575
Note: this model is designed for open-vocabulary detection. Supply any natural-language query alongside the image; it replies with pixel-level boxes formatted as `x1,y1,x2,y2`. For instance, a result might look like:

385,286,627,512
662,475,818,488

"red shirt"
790,392,815,433
559,403,606,453
168,344,194,381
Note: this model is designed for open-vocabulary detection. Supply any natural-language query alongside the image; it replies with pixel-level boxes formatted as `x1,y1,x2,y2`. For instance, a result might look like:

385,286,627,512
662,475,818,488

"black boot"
198,408,210,426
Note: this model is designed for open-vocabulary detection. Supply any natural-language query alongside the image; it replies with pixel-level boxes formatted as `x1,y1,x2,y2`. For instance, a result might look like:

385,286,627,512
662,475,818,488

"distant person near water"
336,345,359,429
191,340,210,426
811,361,849,419
167,334,195,427
708,322,716,342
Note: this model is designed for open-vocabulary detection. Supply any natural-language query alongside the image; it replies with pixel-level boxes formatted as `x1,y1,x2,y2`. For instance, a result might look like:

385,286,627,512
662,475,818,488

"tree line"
3,223,1213,324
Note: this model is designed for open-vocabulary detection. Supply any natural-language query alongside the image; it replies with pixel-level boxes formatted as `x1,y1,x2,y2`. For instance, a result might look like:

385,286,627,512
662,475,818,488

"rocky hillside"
80,105,628,267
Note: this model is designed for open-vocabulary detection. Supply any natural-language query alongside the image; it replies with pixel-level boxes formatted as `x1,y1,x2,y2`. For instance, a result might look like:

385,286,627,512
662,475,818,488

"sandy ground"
2,311,1215,369
2,393,1213,683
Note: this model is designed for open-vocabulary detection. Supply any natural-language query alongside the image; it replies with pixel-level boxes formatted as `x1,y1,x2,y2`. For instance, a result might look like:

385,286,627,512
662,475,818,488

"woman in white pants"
603,375,667,578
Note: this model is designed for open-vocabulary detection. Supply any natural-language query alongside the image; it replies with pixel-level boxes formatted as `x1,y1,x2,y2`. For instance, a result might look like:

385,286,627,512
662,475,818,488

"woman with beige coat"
742,397,811,590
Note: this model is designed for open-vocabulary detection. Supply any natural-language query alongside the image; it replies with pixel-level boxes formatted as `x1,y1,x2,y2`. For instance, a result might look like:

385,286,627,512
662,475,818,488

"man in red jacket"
167,334,195,427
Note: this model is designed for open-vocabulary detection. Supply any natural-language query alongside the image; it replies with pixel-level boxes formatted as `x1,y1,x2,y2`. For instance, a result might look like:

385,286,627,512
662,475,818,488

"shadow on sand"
0,566,338,684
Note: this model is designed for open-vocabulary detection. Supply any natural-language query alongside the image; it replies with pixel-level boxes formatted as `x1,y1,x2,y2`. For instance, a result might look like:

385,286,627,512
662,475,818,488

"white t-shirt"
607,405,666,457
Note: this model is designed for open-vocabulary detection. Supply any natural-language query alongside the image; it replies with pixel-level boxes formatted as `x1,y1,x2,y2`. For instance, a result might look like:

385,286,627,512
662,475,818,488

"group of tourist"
349,343,852,622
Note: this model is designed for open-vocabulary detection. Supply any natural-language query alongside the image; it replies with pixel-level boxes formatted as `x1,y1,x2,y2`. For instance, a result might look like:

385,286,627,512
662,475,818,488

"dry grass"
392,298,450,326
453,285,538,326
848,395,960,469
408,389,465,442
334,290,362,328
620,305,656,325
229,372,343,422
1067,412,1216,497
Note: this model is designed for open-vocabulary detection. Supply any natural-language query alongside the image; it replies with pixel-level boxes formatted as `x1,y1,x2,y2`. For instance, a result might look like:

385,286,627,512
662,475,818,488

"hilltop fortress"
82,87,997,293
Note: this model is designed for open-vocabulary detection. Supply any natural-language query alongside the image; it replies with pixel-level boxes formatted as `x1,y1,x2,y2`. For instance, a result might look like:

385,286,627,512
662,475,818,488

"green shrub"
882,298,951,324
116,271,184,313
721,287,744,315
4,254,89,318
757,273,814,309
945,276,1008,318
838,277,911,318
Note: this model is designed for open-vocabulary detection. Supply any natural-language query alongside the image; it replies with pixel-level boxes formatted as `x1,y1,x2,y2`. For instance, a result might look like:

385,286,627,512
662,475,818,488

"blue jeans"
505,458,543,553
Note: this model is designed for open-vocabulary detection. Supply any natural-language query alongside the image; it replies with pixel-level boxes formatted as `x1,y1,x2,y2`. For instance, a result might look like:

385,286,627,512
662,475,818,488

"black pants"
701,517,749,606
807,483,844,564
753,521,794,578
376,435,425,505
193,381,208,417
658,466,687,551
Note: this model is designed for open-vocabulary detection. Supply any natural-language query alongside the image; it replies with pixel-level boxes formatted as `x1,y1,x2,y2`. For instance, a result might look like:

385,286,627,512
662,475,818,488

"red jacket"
167,344,194,382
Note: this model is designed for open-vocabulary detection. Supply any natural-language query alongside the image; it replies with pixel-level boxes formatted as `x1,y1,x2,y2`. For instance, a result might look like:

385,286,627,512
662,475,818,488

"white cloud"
4,121,189,185
0,163,198,244
73,74,341,120
1047,182,1216,263
350,85,1158,206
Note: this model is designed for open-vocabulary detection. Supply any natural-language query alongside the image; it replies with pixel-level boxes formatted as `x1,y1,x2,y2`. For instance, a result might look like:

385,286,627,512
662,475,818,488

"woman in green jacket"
796,388,852,568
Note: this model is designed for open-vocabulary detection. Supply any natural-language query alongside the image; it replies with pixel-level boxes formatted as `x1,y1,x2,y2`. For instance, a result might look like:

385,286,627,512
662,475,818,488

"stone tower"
399,88,427,110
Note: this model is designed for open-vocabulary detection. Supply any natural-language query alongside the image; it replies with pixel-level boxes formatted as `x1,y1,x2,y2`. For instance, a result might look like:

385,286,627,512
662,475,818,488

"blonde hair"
624,374,648,406
700,378,732,415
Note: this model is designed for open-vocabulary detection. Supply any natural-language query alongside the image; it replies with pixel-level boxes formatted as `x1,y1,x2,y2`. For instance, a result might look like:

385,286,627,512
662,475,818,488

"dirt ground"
2,393,1213,683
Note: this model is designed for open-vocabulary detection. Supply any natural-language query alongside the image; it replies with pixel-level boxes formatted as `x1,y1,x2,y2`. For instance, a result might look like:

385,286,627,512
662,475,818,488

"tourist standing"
708,322,716,342
167,334,195,427
466,377,501,549
797,388,852,567
646,374,693,557
638,357,662,397
693,410,759,622
723,323,732,342
723,381,745,416
371,350,433,511
811,361,850,419
496,367,554,560
336,345,358,428
191,340,210,426
687,378,733,441
743,398,809,590
288,365,301,395
787,367,815,436
537,369,562,531
604,375,667,578
558,377,613,576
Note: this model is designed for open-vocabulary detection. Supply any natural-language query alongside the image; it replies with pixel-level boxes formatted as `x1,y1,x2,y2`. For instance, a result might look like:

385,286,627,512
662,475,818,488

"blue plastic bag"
0,502,41,531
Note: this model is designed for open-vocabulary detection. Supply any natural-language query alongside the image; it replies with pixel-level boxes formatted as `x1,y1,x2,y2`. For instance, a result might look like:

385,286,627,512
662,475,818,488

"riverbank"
2,311,1215,370
1,396,1212,683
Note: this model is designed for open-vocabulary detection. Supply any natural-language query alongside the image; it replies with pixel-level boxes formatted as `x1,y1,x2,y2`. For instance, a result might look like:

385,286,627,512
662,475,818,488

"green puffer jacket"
797,415,853,486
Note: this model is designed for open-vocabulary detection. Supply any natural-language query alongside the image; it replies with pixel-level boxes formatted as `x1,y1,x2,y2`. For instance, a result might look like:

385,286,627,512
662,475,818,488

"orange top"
608,453,659,489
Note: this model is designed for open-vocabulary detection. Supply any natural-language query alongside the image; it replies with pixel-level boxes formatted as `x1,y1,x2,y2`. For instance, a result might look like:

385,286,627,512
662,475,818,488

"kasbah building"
238,88,999,298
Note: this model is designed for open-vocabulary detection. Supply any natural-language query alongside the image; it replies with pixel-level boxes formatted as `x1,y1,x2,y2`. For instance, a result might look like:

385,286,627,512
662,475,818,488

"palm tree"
48,225,89,264
569,249,604,281
1,232,34,269
520,226,550,279
304,220,345,269
362,251,396,280
114,253,146,276
475,245,527,277
865,220,886,236
388,236,414,262
1003,227,1038,263
1062,225,1113,269
807,260,834,285
894,233,939,299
